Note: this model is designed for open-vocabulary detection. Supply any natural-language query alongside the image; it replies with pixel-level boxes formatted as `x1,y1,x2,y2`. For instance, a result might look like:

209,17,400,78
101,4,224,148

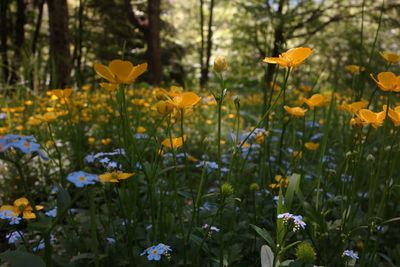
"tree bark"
125,0,162,85
200,0,214,88
0,0,10,83
46,0,71,88
147,0,162,85
32,0,45,54
12,0,26,83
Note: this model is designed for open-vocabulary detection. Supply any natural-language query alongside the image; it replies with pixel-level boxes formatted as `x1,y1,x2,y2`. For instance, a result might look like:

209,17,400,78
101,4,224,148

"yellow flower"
341,100,368,114
284,105,308,117
357,109,386,128
345,65,365,74
94,59,147,84
214,55,228,73
99,171,134,183
155,100,174,116
305,142,320,151
49,88,73,99
161,135,186,149
350,117,364,128
35,112,58,122
383,105,400,127
82,84,92,91
269,175,289,189
100,83,118,92
101,138,112,145
380,51,400,63
303,94,324,109
168,92,201,110
88,137,96,144
370,72,400,92
263,47,313,68
0,197,44,219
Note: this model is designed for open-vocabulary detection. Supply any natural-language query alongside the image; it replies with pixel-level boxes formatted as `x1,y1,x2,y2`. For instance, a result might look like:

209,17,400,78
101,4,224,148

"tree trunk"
0,0,9,83
200,0,214,88
46,0,71,88
147,0,162,85
32,0,45,54
12,0,26,83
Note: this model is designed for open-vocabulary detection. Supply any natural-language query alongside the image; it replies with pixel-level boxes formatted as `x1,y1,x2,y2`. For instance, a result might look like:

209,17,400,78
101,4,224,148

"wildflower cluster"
278,213,306,232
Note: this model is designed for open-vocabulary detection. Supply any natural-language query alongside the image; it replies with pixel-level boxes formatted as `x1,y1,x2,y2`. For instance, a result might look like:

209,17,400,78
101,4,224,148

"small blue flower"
0,134,48,160
67,171,98,188
6,231,23,244
343,250,359,260
140,243,172,261
9,216,22,225
45,208,57,218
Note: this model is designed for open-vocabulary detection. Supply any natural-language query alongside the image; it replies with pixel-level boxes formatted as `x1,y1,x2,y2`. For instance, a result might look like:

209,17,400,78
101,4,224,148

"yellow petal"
127,63,148,82
94,63,116,83
100,82,118,92
283,47,313,66
109,60,134,83
14,197,29,208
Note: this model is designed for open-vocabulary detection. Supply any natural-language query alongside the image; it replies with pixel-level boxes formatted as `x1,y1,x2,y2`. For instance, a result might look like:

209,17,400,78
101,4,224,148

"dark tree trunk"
200,0,214,88
46,0,71,88
32,0,45,54
147,0,162,85
12,0,26,83
0,0,10,83
72,0,84,86
199,0,204,86
125,0,162,85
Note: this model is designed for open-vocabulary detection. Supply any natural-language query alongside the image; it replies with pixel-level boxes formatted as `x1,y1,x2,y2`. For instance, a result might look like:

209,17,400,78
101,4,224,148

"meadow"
0,0,399,267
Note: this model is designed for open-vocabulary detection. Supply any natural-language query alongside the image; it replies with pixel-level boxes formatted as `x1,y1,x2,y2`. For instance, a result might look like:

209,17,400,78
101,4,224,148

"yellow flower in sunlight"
263,47,313,68
100,83,118,92
357,109,386,128
94,59,147,84
269,175,289,189
0,127,9,134
370,72,400,92
88,137,96,144
82,84,92,91
137,126,146,133
305,142,320,151
383,105,400,127
99,171,134,183
214,55,228,73
24,100,34,106
303,94,324,109
284,105,308,117
168,92,201,110
345,65,365,74
341,100,368,114
101,138,112,145
161,135,186,149
380,51,400,64
49,88,73,99
35,112,58,122
0,197,44,219
155,101,174,116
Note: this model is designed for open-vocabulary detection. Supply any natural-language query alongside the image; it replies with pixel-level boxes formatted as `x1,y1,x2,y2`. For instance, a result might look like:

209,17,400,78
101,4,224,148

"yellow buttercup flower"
383,105,400,127
94,59,147,84
263,47,313,68
345,65,365,74
303,94,324,109
35,112,58,122
284,105,308,117
341,100,368,114
100,83,118,92
161,135,186,149
269,175,289,189
49,88,73,99
357,109,386,128
214,55,228,73
155,101,174,116
370,72,400,92
380,51,400,64
0,197,44,219
305,142,320,151
168,92,201,110
99,171,134,183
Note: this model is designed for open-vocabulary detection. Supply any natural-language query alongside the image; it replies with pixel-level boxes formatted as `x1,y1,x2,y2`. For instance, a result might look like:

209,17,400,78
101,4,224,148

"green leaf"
0,250,45,267
250,224,275,248
57,185,71,215
284,173,301,212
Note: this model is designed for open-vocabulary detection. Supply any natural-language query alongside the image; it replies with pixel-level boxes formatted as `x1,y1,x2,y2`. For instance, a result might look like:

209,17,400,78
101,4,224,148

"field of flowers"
0,48,399,267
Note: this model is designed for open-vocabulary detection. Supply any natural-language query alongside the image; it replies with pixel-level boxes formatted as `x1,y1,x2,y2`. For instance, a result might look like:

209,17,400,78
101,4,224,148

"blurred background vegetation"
0,0,399,92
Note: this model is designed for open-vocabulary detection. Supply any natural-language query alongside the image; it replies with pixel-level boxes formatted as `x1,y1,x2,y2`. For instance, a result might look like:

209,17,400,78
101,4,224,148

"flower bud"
249,182,260,191
221,182,234,196
155,101,174,116
295,242,316,264
213,56,228,73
